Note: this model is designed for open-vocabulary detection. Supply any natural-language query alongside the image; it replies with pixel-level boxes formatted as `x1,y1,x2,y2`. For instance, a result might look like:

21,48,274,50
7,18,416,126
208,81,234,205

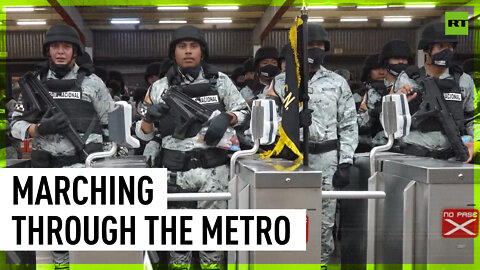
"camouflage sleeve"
87,75,115,125
216,72,250,127
240,86,255,100
337,79,359,164
273,73,286,101
10,109,32,140
459,73,475,136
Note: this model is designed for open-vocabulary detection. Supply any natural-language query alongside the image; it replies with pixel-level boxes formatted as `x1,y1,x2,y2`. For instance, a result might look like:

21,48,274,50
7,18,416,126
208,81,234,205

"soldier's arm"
337,80,359,164
460,74,475,136
136,81,166,141
89,75,115,139
217,72,250,127
10,108,38,139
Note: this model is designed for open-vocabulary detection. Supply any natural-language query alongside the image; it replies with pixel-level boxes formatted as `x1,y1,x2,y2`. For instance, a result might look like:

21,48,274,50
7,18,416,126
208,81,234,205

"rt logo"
445,12,469,35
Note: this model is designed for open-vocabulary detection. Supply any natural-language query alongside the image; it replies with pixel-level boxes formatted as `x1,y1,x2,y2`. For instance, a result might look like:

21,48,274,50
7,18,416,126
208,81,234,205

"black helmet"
379,40,412,65
360,54,383,82
418,22,458,51
43,24,84,57
307,23,330,52
169,25,208,60
144,62,162,83
254,47,279,68
243,58,255,73
231,66,245,82
462,58,474,75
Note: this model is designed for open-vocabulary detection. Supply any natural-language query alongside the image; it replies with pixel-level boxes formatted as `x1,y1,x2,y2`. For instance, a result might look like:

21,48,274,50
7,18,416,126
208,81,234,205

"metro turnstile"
229,156,323,266
368,154,478,269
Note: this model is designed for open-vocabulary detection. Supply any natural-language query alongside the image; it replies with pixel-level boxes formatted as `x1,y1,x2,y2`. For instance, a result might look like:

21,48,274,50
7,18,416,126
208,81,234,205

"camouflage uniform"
357,79,394,147
239,85,255,100
10,64,114,167
274,66,358,263
136,68,249,269
393,68,475,149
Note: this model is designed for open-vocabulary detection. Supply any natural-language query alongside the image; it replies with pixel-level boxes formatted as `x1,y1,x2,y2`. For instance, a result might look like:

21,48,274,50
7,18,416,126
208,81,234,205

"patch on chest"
49,91,81,100
192,95,219,104
443,93,462,102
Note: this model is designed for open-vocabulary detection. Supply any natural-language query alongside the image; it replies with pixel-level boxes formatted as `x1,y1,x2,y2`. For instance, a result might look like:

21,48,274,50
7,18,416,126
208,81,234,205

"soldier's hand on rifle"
397,84,418,102
36,112,70,136
142,102,170,123
300,109,313,127
204,112,233,146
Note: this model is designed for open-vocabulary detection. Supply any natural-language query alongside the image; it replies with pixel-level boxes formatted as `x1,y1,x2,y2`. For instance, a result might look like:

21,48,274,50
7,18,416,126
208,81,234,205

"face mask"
431,49,454,67
259,65,280,79
386,63,408,77
180,65,202,80
236,82,246,89
307,48,326,69
49,62,72,79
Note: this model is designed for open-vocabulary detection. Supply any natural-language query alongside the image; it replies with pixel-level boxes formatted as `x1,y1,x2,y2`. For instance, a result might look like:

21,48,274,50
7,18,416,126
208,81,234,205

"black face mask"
386,63,408,77
180,65,202,81
307,48,326,69
259,65,281,79
49,62,72,79
236,82,246,89
431,49,454,68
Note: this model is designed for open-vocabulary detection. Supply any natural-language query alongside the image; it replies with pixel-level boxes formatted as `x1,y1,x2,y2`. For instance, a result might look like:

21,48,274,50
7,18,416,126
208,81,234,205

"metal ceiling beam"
47,0,93,47
252,0,294,44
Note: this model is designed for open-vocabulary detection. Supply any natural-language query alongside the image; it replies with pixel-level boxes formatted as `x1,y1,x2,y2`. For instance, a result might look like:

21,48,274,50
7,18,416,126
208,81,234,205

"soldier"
358,40,412,147
356,53,388,152
135,25,249,270
240,47,280,105
230,66,246,90
394,22,475,162
10,24,113,269
272,23,358,266
145,61,163,86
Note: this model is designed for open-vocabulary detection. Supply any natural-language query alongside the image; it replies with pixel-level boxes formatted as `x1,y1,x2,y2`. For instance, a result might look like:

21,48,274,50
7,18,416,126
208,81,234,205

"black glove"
140,102,170,122
332,163,352,189
300,109,313,127
204,112,233,146
36,112,70,136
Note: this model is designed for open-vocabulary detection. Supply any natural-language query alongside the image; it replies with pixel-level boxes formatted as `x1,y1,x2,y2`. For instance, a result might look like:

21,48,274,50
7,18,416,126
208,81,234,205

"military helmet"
243,58,255,73
254,46,279,68
418,22,458,51
43,24,84,57
379,40,412,65
278,44,290,61
307,23,331,52
144,61,162,83
169,25,208,60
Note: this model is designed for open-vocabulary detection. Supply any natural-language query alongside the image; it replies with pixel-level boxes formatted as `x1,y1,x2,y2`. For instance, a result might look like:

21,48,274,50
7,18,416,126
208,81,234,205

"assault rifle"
405,67,469,162
161,85,214,140
18,71,88,158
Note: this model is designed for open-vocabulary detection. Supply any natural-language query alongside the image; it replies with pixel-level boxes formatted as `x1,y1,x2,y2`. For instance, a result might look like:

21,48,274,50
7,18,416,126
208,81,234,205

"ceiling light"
205,6,239,11
357,6,387,9
340,18,368,22
309,18,324,22
203,18,232,23
307,6,338,9
157,6,189,11
384,16,412,22
3,7,35,12
111,18,140,24
388,5,405,8
405,5,435,8
17,21,46,25
159,20,187,24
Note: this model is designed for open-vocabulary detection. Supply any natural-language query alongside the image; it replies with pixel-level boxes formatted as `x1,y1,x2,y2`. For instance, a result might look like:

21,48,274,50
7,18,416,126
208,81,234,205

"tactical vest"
411,66,465,134
164,64,226,138
40,68,102,136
